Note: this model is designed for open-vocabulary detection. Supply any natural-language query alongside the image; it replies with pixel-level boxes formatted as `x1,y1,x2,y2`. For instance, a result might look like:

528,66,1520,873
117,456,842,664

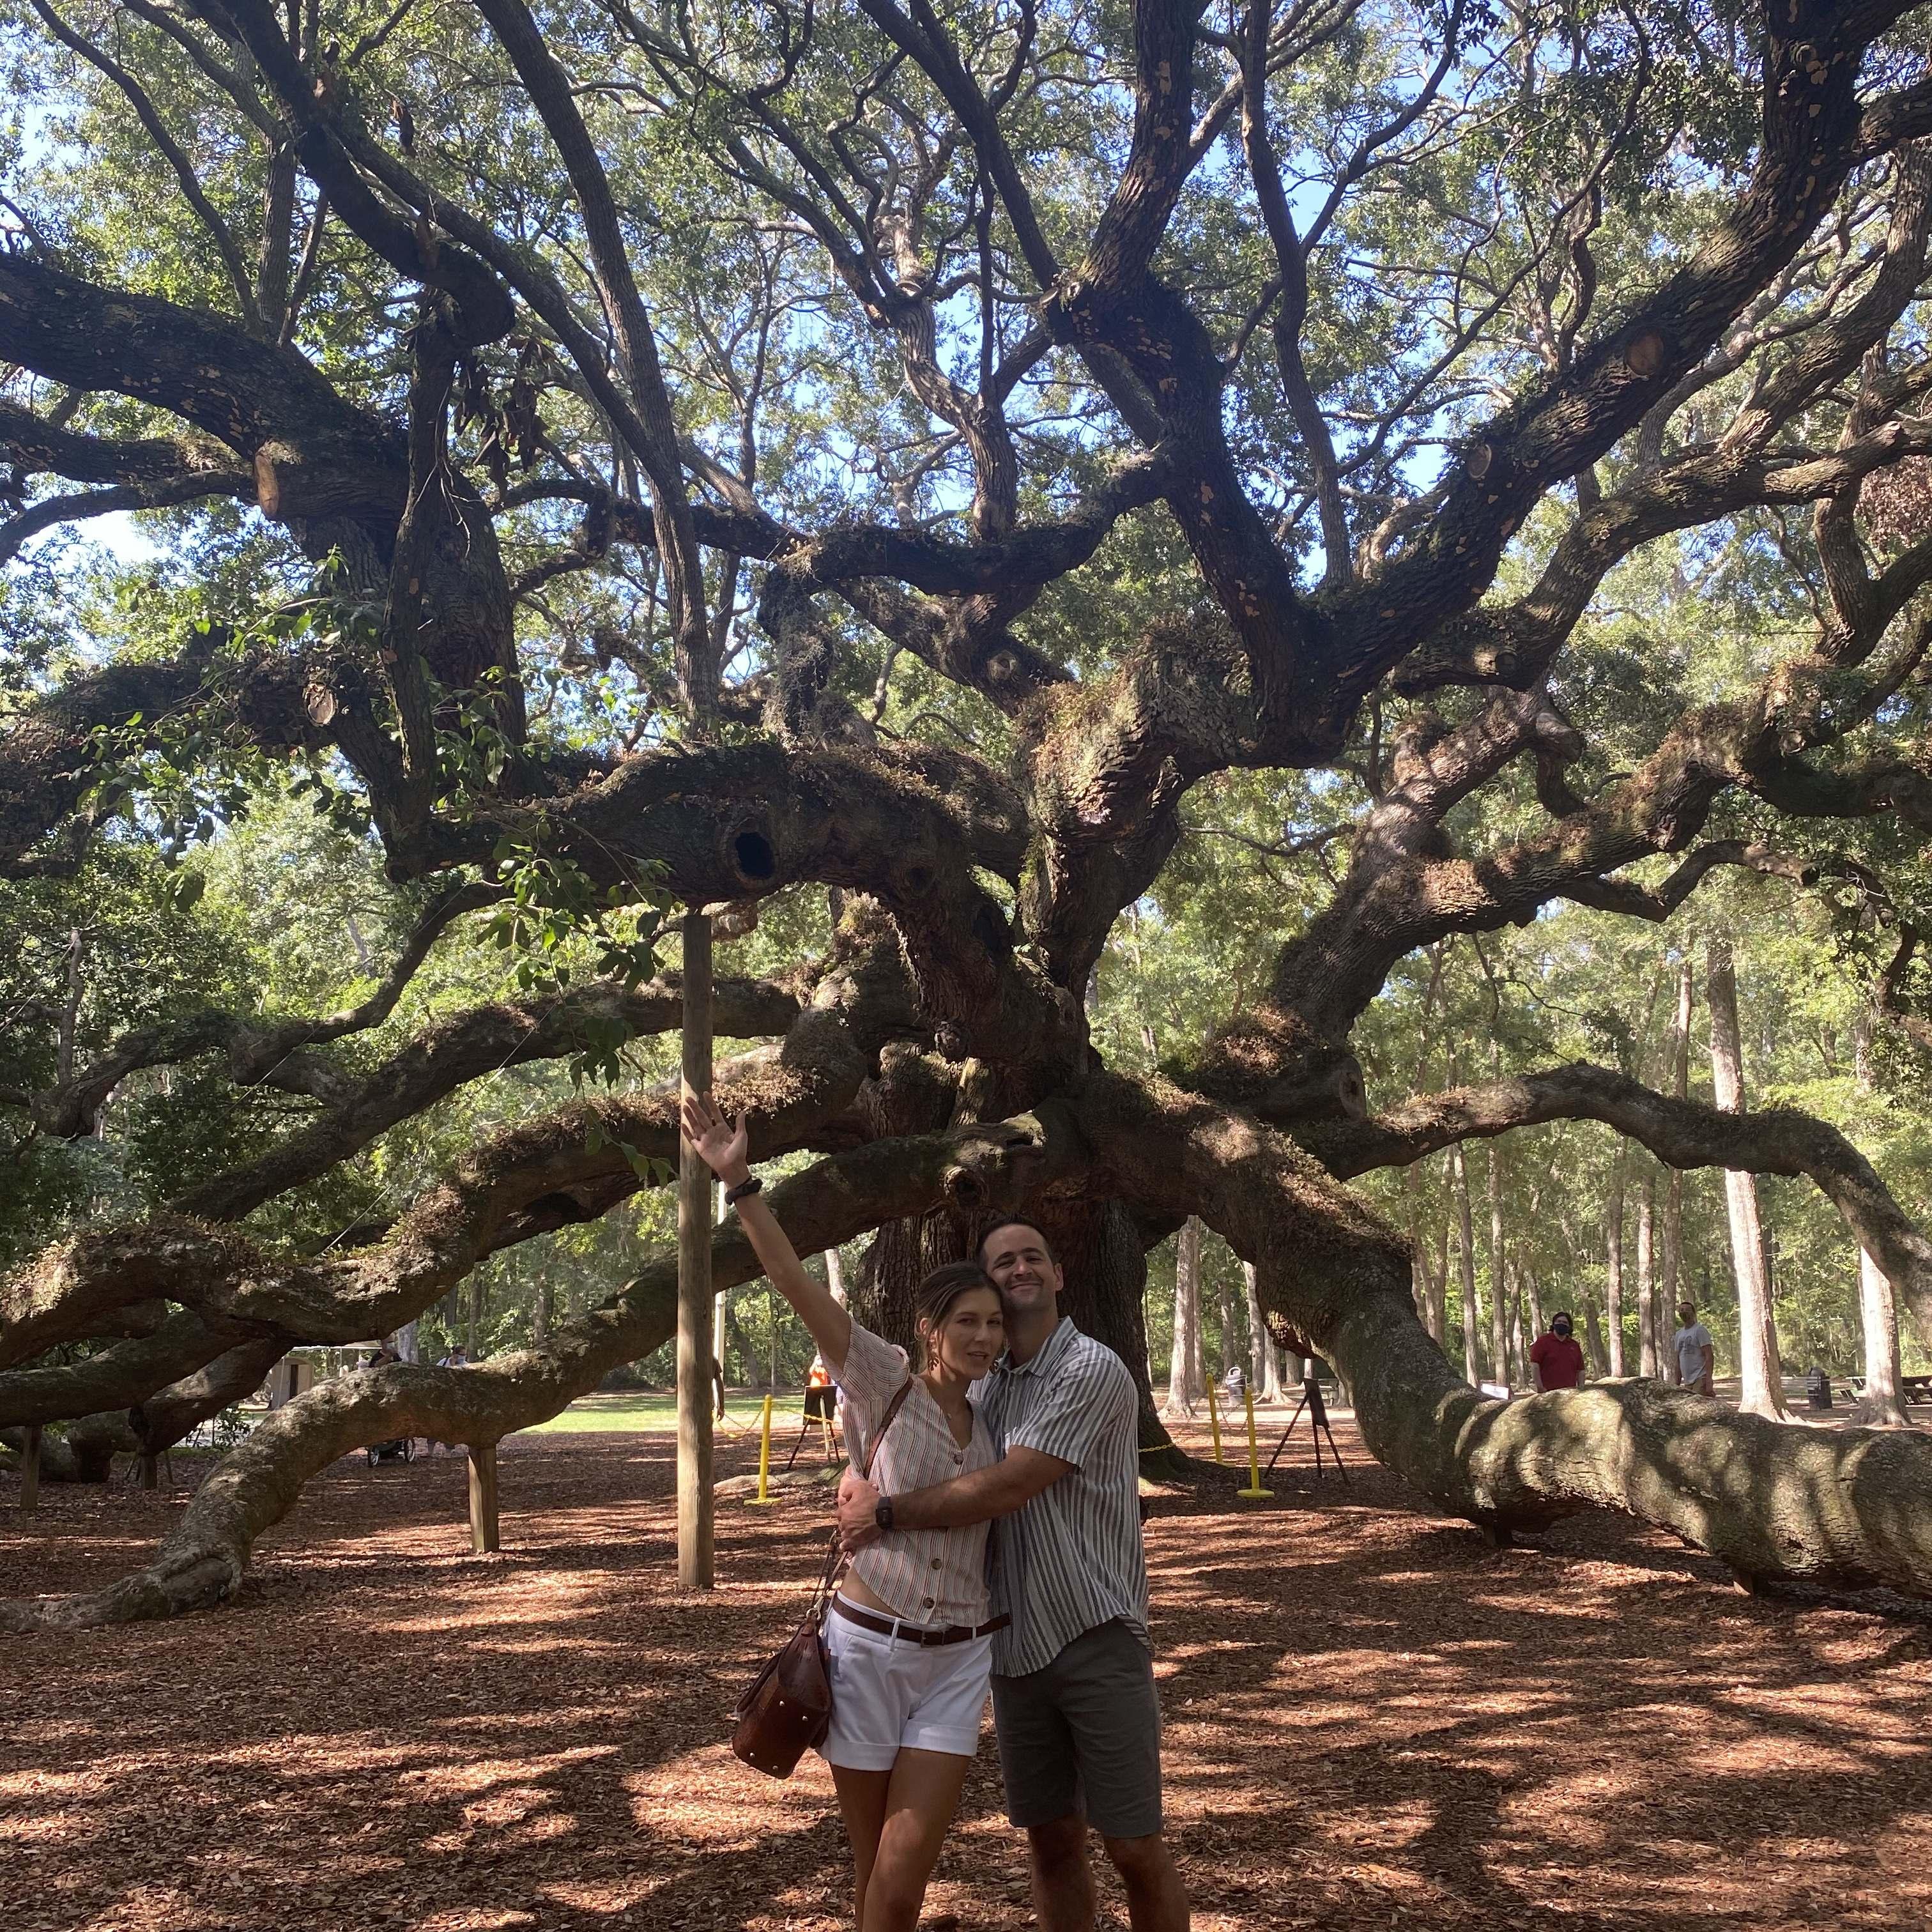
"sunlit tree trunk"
1605,1147,1627,1376
1851,1007,1910,1425
1660,958,1693,1345
1244,1262,1285,1400
1581,1292,1609,1376
1521,1261,1545,1350
1486,1142,1510,1384
1424,1215,1448,1347
1707,935,1790,1419
1215,1259,1237,1383
1451,1142,1483,1383
1163,1215,1205,1417
1636,1174,1658,1376
823,1246,848,1307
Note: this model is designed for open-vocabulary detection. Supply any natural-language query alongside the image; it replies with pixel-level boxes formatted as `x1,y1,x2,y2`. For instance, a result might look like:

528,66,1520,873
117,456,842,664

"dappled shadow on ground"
2,1410,1928,1931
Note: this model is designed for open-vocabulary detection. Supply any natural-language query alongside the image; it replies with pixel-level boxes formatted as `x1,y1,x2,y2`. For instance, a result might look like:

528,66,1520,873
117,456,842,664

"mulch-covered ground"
4,1414,1930,1932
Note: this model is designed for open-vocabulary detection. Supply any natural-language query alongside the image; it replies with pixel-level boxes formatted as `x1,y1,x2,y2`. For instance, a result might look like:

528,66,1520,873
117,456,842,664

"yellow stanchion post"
747,1393,778,1506
1238,1384,1273,1499
1206,1379,1225,1464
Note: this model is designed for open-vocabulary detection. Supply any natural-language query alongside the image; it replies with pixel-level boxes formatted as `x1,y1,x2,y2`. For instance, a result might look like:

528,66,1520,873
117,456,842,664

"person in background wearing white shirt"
1671,1301,1716,1396
683,1092,1009,1932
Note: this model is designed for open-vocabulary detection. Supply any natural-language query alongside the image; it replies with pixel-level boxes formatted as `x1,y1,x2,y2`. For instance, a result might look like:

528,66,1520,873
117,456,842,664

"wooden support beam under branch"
20,1423,40,1512
678,907,716,1590
468,1441,500,1553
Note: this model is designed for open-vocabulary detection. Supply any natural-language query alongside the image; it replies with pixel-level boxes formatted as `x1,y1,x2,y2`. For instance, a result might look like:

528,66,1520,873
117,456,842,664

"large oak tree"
4,0,1932,1627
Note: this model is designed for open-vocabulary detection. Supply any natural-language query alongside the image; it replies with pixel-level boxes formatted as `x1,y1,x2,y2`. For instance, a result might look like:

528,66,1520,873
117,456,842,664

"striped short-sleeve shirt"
977,1318,1148,1676
834,1322,997,1625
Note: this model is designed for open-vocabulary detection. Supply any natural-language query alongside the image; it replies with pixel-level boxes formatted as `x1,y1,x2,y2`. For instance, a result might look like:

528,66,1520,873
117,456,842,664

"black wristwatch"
724,1174,763,1205
874,1496,894,1533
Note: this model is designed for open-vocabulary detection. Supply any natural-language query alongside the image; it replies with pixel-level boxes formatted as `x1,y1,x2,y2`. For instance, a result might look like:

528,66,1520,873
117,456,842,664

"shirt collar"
1004,1314,1078,1378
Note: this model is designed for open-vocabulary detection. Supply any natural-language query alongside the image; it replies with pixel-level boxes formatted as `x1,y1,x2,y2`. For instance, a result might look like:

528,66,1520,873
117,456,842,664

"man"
1527,1311,1585,1392
1671,1301,1716,1396
836,1220,1190,1932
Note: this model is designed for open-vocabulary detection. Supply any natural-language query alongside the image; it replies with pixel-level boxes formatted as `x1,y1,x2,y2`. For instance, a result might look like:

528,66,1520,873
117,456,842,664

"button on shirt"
834,1322,995,1624
976,1317,1147,1676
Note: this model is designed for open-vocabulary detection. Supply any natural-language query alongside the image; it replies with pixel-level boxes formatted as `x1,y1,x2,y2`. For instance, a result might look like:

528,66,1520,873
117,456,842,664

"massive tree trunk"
1707,937,1790,1420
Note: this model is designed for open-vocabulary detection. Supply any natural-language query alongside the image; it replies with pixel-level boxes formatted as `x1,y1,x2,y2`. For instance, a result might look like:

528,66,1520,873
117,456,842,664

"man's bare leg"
1026,1813,1096,1932
1103,1830,1189,1932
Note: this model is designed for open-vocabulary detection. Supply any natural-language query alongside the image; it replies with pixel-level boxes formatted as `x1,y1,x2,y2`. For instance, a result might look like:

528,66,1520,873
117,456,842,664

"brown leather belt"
831,1597,1010,1648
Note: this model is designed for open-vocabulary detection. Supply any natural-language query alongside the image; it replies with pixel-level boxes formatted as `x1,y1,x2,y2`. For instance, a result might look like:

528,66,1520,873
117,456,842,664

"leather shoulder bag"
730,1374,916,1779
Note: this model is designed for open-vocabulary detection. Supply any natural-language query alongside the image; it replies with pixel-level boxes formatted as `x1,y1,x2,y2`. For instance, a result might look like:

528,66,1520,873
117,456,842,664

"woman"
682,1091,1007,1932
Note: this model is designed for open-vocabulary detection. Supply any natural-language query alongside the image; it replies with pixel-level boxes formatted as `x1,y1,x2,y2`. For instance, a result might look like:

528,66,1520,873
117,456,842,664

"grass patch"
519,1391,808,1436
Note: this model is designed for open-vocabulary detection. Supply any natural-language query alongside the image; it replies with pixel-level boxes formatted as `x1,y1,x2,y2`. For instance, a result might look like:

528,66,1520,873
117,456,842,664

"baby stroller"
365,1436,415,1466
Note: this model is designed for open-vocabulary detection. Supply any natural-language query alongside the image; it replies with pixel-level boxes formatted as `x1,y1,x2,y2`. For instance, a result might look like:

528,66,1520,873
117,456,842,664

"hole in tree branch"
732,829,777,882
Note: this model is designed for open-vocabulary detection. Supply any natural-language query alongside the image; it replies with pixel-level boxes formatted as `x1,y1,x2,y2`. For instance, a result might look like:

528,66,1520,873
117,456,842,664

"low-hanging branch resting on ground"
1065,1071,1932,1600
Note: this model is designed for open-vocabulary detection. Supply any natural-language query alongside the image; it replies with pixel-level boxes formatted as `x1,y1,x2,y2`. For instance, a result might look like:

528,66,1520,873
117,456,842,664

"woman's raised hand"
680,1089,750,1184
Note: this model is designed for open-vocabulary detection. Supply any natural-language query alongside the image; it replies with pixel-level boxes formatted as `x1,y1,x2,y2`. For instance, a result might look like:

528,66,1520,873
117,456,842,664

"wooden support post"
20,1423,41,1512
468,1441,500,1553
137,1452,158,1491
678,908,716,1590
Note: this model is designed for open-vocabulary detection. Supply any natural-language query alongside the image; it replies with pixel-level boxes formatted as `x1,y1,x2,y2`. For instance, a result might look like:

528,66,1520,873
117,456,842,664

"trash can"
1805,1366,1832,1412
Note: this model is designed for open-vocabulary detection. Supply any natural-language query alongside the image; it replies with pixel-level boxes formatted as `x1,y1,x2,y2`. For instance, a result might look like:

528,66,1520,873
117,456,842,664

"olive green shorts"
990,1619,1163,1840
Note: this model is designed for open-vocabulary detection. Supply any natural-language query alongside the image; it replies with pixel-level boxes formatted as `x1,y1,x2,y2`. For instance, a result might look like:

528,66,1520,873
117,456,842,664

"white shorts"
820,1602,993,1769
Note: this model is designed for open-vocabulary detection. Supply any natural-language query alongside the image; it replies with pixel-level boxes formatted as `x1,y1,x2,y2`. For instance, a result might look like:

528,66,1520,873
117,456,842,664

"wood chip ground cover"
4,1417,1929,1930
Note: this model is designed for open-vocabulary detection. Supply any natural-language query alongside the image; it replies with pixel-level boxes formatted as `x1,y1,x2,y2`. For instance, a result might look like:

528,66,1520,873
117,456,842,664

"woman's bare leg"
830,1764,893,1927
858,1747,974,1932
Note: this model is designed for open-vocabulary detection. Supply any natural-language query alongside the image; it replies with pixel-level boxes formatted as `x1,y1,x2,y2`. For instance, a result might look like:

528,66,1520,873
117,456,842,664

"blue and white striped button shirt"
976,1317,1149,1676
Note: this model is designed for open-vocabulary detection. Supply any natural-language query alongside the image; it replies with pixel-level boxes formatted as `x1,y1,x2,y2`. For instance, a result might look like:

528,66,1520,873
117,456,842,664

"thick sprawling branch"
170,972,804,1223
0,1111,1073,1629
1071,1067,1932,1600
1307,1061,1932,1346
0,258,405,533
0,1312,256,1428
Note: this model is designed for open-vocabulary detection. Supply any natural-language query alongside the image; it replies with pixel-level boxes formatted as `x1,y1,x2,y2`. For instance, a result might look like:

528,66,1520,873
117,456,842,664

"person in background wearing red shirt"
1528,1312,1586,1392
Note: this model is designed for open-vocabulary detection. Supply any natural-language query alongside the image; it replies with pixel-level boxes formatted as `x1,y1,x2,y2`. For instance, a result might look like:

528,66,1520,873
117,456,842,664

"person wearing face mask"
1528,1311,1586,1393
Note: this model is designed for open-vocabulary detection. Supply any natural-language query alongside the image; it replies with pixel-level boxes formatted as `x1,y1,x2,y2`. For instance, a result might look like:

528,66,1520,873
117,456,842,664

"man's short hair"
976,1219,1057,1268
1677,1302,1696,1322
1551,1310,1573,1326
